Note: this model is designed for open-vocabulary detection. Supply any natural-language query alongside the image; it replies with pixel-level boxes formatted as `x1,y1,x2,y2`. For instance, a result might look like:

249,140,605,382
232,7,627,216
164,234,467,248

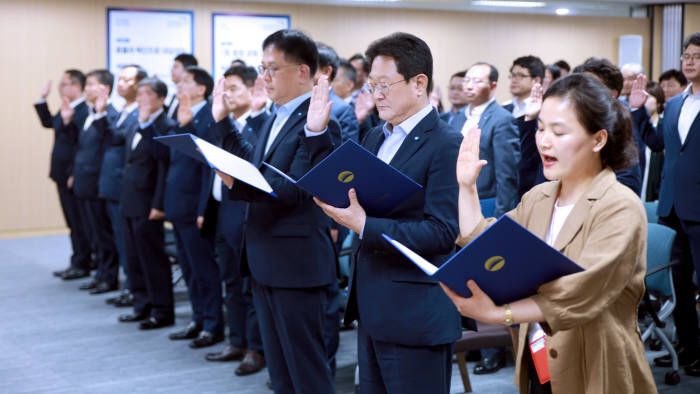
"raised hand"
148,208,165,221
628,74,648,109
177,93,193,126
429,84,442,110
95,84,109,114
40,80,51,100
524,82,543,121
354,90,375,123
250,75,268,112
456,126,487,188
306,74,332,132
138,96,152,123
212,78,230,122
60,96,74,125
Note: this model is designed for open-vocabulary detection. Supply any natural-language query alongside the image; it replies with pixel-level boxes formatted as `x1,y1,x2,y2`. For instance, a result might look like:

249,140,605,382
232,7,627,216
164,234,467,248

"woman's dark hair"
645,81,665,115
543,73,637,171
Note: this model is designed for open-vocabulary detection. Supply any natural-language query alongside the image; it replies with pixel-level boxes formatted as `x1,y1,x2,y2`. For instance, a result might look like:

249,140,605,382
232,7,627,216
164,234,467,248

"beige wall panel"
685,4,700,40
0,0,649,234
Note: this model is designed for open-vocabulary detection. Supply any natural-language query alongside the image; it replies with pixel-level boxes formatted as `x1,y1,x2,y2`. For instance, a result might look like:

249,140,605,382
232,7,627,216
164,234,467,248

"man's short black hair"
349,53,370,74
185,66,214,98
86,69,114,94
231,58,246,67
174,53,198,67
122,64,148,82
683,32,700,51
471,62,499,83
659,68,688,86
64,69,86,90
316,43,340,81
511,55,545,80
450,70,466,79
554,60,571,73
546,64,562,80
137,77,168,98
578,57,623,95
262,29,318,77
337,59,357,84
223,65,258,88
365,32,433,92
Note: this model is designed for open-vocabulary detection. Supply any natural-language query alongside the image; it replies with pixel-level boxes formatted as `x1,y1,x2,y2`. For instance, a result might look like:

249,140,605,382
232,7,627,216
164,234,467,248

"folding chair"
644,201,659,224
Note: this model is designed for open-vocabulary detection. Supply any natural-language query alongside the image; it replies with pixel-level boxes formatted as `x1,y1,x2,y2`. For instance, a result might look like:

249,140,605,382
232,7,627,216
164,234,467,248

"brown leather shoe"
235,349,265,376
205,344,245,362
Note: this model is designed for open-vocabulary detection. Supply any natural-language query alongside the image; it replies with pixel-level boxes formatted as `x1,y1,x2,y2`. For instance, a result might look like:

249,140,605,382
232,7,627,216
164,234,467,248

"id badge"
529,334,551,384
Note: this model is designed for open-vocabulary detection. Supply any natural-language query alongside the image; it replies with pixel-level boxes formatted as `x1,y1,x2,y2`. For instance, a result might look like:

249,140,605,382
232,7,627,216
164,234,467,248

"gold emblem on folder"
337,171,354,183
484,256,505,272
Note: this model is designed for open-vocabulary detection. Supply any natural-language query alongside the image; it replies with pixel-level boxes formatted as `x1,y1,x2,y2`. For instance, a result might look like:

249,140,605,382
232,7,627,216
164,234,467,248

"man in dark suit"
502,55,544,118
99,64,148,304
117,77,175,329
203,66,266,377
633,32,700,376
216,29,342,393
164,66,224,349
71,69,120,294
440,70,468,131
33,69,91,280
313,32,464,394
166,53,198,120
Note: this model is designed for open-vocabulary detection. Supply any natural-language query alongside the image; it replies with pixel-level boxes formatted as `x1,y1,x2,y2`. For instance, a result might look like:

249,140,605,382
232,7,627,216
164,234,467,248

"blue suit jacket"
330,91,359,142
164,104,215,223
72,105,119,200
636,93,700,221
33,100,89,184
474,101,521,217
344,109,464,346
223,99,342,288
440,108,467,132
98,108,139,202
120,111,174,218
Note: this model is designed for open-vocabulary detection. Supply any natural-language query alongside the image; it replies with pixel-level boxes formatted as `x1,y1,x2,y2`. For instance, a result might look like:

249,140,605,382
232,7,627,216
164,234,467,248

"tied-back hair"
543,73,638,171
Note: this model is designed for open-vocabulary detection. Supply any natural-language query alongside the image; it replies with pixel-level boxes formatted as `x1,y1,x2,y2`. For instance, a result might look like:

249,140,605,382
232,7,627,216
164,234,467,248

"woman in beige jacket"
442,73,657,393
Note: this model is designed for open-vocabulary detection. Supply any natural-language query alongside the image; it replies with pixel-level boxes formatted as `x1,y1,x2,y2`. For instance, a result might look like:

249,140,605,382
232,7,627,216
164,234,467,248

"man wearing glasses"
503,55,544,118
633,31,700,377
312,32,466,393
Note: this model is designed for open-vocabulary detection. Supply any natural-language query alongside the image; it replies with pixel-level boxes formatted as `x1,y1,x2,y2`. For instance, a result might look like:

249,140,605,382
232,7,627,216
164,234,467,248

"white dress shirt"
264,92,311,155
116,102,138,128
132,108,164,150
678,84,700,145
460,98,495,135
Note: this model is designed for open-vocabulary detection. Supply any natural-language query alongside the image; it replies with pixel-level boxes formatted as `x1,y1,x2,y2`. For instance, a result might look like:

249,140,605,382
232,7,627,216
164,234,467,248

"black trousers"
56,182,91,271
122,215,174,319
660,208,700,356
77,198,119,286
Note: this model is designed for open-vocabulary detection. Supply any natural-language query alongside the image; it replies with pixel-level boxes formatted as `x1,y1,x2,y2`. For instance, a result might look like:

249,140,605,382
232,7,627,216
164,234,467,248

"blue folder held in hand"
263,139,422,217
382,215,584,305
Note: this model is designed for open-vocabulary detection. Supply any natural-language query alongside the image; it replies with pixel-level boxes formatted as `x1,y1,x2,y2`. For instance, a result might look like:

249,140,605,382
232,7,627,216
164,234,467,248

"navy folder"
382,215,584,305
263,139,422,217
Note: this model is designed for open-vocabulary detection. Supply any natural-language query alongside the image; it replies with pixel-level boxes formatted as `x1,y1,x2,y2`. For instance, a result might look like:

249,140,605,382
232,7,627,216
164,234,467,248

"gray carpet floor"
0,234,698,393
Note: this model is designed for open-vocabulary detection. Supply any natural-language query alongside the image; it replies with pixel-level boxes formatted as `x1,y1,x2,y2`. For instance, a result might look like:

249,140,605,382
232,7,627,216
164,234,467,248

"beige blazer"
457,168,656,394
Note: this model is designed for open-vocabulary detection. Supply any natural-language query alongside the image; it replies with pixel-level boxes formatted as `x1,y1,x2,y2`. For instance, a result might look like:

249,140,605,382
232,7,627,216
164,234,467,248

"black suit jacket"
344,108,465,346
223,98,342,288
98,108,139,202
120,111,174,218
72,105,119,199
33,100,89,183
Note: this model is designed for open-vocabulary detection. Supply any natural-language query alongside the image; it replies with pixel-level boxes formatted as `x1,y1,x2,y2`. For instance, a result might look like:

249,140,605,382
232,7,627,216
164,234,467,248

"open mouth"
541,154,558,167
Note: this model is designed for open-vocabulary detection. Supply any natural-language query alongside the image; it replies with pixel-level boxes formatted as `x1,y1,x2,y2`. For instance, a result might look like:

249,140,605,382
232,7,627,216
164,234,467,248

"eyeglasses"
680,53,700,62
363,80,404,95
257,64,299,77
509,72,531,80
462,77,488,85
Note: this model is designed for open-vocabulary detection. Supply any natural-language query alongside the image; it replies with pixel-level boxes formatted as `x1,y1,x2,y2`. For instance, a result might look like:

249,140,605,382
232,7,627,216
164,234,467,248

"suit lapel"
477,101,496,130
262,99,310,162
388,109,437,169
666,97,684,149
253,114,276,164
529,182,558,241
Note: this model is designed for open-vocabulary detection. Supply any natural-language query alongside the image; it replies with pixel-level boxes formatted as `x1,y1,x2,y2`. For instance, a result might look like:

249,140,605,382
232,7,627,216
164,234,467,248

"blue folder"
382,215,584,305
263,139,422,217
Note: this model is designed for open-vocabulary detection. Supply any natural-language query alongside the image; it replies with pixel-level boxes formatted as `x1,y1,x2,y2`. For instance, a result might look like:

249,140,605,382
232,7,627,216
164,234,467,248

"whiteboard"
107,8,194,109
212,13,290,81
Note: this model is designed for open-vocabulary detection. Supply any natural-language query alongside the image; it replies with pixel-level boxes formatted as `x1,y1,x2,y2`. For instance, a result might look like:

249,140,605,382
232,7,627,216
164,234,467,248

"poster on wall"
107,8,194,108
212,13,290,81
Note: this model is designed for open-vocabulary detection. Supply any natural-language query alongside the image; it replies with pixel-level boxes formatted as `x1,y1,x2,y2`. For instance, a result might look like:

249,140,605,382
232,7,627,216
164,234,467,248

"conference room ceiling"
246,0,684,17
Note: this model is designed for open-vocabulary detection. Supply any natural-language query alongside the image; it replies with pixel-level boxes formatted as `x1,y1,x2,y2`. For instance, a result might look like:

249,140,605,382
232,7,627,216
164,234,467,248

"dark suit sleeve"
517,116,541,196
142,118,172,210
632,107,664,152
34,102,54,128
492,116,521,216
614,166,642,196
338,105,360,142
361,132,462,257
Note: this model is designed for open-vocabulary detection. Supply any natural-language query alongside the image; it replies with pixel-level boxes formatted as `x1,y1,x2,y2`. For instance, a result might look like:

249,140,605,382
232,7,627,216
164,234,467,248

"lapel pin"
414,136,419,140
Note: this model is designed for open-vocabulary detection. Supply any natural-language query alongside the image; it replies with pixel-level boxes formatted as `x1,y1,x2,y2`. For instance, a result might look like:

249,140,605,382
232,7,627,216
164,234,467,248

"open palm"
456,126,487,188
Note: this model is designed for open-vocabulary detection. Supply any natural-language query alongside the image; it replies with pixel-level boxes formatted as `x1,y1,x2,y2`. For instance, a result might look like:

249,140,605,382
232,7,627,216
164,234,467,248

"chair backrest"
644,201,658,223
480,198,496,218
645,223,676,297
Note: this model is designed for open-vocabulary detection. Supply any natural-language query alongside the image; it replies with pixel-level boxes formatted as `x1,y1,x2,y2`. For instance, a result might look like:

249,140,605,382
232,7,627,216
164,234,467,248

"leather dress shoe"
205,344,245,361
685,358,700,376
266,380,273,390
113,293,134,307
79,279,100,290
53,267,70,277
189,331,224,349
118,311,149,322
169,322,202,340
139,316,175,330
473,356,505,375
235,349,266,376
89,282,118,294
106,290,130,305
654,347,696,367
63,268,90,281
